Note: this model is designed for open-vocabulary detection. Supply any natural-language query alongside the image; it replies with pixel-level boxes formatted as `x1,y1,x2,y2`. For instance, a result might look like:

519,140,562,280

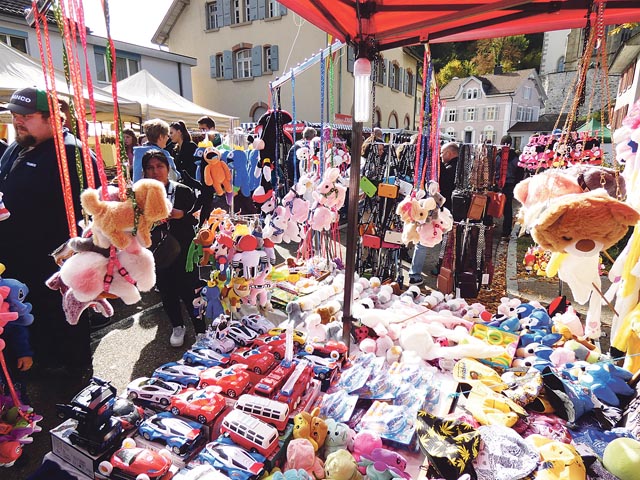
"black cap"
0,87,50,115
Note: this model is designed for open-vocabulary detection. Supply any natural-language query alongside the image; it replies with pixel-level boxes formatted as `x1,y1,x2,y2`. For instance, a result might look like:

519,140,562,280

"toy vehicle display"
138,412,205,455
199,364,252,398
197,335,236,354
112,398,145,431
252,362,296,398
252,334,286,360
240,314,275,334
125,377,182,407
304,340,348,361
169,387,226,424
234,394,290,431
98,443,172,480
272,360,314,410
153,362,205,388
219,409,279,458
267,327,307,346
230,347,276,375
226,323,259,346
296,352,339,381
183,347,231,368
197,440,265,480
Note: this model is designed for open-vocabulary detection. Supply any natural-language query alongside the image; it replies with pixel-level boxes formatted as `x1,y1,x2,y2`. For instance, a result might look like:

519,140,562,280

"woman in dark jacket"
169,120,198,179
143,149,204,347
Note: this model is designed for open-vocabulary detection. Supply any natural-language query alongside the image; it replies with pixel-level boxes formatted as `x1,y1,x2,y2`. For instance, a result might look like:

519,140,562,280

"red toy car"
304,340,348,361
169,387,226,424
199,364,252,398
252,334,287,360
230,347,276,375
98,443,171,479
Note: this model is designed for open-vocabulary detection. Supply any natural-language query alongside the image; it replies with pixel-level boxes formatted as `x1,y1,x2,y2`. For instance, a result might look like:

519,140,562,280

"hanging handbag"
437,227,456,294
467,193,488,220
486,191,506,218
457,270,478,298
451,190,471,222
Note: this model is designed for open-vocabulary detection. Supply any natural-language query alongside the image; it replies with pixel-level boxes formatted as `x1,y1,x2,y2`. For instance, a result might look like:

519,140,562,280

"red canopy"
277,0,640,51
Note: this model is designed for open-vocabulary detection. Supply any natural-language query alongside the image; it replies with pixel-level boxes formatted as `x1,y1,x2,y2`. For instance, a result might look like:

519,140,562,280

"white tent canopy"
109,70,237,132
0,41,141,121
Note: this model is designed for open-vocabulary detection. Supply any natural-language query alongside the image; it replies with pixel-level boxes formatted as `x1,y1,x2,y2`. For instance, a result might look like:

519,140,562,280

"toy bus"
234,394,290,431
219,409,279,458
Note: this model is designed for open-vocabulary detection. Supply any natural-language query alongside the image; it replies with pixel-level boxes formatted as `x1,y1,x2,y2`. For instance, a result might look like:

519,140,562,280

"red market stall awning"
277,0,640,52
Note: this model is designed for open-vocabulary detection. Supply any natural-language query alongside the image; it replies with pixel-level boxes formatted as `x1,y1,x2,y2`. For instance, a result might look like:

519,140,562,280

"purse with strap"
437,226,456,294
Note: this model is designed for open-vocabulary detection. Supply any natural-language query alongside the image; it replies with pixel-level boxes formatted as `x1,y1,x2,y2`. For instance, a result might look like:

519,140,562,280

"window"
236,49,252,78
94,48,140,82
557,56,565,73
372,58,385,84
404,115,410,130
484,106,497,121
263,46,272,72
523,85,532,100
389,63,401,90
516,106,525,122
463,88,479,100
216,54,224,77
0,33,27,54
267,0,278,17
446,127,456,138
406,71,414,95
388,112,398,129
233,0,243,23
206,1,219,29
483,126,497,144
525,107,533,122
252,105,268,122
446,108,457,122
464,107,476,121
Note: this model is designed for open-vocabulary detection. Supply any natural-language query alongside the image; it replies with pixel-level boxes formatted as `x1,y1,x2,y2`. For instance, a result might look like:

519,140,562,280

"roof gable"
440,68,540,99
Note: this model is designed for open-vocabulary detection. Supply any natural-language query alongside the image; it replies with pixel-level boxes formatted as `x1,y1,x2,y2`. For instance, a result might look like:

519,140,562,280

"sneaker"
409,277,423,286
170,326,186,347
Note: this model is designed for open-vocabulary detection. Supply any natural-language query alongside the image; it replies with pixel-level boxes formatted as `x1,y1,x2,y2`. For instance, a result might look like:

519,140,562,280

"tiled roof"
440,68,537,99
508,113,569,133
0,0,56,23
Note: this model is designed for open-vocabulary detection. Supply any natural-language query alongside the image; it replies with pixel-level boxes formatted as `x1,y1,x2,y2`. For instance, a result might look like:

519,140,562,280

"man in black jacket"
0,87,96,376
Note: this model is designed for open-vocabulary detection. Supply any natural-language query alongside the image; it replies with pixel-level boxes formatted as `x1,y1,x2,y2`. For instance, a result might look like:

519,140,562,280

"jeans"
409,243,428,281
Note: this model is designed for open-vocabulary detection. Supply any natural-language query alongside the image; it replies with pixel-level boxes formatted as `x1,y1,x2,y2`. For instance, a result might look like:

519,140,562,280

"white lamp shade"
354,57,371,123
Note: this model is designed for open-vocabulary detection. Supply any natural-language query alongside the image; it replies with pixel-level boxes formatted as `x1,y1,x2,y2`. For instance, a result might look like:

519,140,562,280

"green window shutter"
252,45,263,77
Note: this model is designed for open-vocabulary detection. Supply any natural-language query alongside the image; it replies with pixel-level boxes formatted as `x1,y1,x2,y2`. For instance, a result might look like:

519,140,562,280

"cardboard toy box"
50,419,118,478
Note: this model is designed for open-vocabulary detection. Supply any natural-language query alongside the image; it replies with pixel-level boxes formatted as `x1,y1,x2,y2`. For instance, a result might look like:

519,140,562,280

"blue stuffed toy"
0,277,33,326
564,361,635,406
519,307,562,347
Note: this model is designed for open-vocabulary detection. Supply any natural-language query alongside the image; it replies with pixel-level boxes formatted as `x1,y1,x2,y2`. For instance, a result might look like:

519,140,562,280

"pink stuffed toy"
310,205,335,232
416,207,453,247
263,206,288,243
285,438,325,479
314,167,346,210
351,431,382,474
283,188,310,223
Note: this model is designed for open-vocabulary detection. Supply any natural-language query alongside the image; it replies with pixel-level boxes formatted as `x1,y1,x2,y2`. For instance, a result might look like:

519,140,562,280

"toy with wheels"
98,438,172,479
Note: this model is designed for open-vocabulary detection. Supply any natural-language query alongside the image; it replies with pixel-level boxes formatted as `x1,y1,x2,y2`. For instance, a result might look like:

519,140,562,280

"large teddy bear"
81,179,170,250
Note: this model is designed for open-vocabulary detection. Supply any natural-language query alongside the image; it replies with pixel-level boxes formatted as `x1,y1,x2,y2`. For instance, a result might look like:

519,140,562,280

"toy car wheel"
330,350,340,360
171,407,180,416
143,432,151,441
197,414,208,424
172,445,182,455
253,366,262,375
98,461,113,475
229,359,237,365
319,372,327,380
200,381,209,387
128,391,138,401
304,344,314,354
273,352,282,360
214,348,223,354
136,474,151,480
122,437,137,449
184,357,194,365
187,382,197,389
158,449,172,460
160,398,169,406
227,389,237,398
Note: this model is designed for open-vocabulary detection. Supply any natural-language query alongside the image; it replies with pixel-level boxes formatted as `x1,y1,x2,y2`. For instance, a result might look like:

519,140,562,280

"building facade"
152,0,421,126
609,26,640,130
438,69,546,149
0,0,196,99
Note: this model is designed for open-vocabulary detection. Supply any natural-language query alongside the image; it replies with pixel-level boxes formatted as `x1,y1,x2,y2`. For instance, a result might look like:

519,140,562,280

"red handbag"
486,191,506,218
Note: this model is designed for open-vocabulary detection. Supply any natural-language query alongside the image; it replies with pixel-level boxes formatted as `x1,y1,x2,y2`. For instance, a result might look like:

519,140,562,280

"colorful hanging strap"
414,46,429,189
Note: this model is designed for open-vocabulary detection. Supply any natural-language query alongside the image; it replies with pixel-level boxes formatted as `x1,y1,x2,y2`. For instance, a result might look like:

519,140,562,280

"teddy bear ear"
609,200,640,227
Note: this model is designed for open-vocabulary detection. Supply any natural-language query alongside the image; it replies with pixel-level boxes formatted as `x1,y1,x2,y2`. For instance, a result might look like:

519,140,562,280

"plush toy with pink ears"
314,167,346,210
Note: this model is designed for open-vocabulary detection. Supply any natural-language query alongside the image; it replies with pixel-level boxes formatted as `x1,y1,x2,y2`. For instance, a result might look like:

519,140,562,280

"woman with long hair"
169,120,198,179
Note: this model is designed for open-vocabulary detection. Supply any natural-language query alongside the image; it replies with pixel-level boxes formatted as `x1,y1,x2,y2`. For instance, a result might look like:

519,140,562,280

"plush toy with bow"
314,167,346,210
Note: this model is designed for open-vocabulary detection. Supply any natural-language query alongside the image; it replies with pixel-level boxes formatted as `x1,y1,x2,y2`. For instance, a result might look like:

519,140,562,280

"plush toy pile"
518,131,604,171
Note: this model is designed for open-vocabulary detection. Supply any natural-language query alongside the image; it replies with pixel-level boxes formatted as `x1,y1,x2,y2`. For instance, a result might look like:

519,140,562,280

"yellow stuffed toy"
203,147,232,196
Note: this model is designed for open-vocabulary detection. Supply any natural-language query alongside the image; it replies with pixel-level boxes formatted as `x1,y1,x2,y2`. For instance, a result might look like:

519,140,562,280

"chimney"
494,65,503,74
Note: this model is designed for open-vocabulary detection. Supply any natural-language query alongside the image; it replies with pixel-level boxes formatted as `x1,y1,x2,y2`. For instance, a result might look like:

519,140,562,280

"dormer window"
463,87,479,100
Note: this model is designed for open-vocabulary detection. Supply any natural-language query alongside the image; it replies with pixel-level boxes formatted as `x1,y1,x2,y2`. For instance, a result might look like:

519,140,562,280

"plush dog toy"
203,147,233,196
81,179,170,250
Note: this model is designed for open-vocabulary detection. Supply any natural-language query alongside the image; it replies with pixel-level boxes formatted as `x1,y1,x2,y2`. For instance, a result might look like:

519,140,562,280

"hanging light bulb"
354,57,371,122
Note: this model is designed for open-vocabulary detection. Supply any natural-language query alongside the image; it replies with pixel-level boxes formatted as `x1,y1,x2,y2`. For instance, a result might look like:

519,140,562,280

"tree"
436,59,475,86
471,35,529,74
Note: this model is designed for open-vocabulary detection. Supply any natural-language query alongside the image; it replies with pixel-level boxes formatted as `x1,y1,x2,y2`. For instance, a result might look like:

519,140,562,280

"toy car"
98,443,172,479
199,364,252,398
153,362,205,388
112,398,145,431
296,352,339,381
183,347,231,368
240,314,275,334
169,387,226,424
230,347,276,375
272,360,314,409
267,327,307,346
226,323,259,346
125,377,181,407
138,412,205,455
304,340,349,361
56,377,118,428
252,334,287,360
196,334,236,354
197,440,265,480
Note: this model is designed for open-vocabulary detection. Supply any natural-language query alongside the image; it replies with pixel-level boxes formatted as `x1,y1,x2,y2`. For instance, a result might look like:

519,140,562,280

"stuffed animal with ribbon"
263,206,288,243
314,167,346,211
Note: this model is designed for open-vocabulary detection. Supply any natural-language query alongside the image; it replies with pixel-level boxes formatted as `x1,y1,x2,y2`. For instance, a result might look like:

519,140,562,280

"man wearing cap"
0,87,97,378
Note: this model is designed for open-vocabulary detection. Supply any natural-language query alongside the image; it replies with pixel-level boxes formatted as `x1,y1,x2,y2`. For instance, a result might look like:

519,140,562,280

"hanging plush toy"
0,192,10,221
203,147,233,196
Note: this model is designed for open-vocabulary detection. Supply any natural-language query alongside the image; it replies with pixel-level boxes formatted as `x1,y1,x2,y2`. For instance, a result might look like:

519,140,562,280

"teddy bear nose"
575,239,596,252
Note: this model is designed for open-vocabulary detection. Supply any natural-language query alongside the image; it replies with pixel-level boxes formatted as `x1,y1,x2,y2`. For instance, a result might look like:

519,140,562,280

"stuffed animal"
263,206,288,243
416,208,453,247
81,179,170,250
203,147,233,195
310,205,336,232
603,437,640,480
323,420,355,459
324,450,362,480
351,431,382,463
358,448,411,479
314,167,346,210
283,188,311,224
46,272,114,325
564,361,634,406
285,438,325,479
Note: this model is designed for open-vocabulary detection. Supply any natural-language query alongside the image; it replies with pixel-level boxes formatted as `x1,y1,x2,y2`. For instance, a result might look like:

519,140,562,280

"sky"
83,0,174,48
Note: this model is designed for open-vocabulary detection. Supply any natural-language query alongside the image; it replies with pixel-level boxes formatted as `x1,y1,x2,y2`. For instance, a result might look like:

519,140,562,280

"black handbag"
451,190,471,222
456,271,478,298
151,225,181,269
